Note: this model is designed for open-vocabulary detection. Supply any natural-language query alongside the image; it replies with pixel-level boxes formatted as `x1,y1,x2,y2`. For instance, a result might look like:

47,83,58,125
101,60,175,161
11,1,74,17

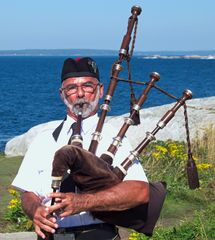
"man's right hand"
21,192,58,239
33,205,58,239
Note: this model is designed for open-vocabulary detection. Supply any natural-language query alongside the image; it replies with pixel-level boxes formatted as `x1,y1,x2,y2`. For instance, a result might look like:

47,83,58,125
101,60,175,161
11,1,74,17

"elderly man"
12,57,150,240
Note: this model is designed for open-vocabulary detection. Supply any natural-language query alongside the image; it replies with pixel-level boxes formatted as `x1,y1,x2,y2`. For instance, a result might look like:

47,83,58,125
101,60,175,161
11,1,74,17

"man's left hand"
47,192,85,217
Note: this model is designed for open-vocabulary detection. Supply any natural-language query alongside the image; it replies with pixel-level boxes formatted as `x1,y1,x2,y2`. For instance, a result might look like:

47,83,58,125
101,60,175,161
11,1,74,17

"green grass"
0,153,23,232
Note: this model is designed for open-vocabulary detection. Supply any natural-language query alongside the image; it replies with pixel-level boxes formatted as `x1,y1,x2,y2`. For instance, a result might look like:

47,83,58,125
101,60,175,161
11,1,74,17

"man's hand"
47,192,81,218
21,192,58,239
33,205,58,239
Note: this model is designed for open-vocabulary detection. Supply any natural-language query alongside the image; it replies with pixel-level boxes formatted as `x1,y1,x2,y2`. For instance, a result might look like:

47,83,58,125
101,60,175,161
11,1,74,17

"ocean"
0,56,215,151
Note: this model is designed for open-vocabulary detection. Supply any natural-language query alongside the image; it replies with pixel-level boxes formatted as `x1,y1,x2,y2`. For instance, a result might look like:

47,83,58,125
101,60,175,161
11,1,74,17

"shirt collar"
82,114,98,134
65,114,98,135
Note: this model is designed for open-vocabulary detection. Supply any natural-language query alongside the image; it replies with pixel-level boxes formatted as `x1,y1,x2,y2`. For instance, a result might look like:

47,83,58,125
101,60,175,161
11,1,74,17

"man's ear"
59,88,64,101
99,84,104,98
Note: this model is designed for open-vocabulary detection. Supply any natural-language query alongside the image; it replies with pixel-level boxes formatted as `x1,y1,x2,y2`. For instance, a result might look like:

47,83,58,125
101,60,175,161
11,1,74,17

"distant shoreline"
1,54,215,60
1,56,215,60
0,49,215,57
142,55,215,60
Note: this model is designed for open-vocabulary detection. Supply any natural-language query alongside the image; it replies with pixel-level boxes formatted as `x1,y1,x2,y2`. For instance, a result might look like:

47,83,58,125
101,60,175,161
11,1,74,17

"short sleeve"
12,130,56,196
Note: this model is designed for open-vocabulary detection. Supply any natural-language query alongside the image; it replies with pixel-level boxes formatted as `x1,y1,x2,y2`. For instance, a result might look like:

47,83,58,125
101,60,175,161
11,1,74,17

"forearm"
48,180,149,216
75,180,149,212
21,191,42,220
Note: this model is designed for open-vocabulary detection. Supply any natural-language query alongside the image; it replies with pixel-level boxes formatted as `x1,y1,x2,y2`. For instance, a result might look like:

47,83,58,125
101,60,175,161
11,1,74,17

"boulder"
108,96,215,148
4,121,61,156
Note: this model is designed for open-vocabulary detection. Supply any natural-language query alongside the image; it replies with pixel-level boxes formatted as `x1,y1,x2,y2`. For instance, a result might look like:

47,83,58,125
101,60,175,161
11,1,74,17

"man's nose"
77,85,85,98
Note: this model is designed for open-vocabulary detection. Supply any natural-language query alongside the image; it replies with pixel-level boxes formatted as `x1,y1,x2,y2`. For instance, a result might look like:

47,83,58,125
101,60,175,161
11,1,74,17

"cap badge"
88,60,97,74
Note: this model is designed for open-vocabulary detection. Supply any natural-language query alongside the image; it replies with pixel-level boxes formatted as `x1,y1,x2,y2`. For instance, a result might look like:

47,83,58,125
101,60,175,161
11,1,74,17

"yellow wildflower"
9,199,19,205
196,163,212,171
167,142,177,152
155,145,168,155
170,149,177,157
152,152,161,159
8,189,17,195
129,231,140,240
192,156,199,161
7,205,15,209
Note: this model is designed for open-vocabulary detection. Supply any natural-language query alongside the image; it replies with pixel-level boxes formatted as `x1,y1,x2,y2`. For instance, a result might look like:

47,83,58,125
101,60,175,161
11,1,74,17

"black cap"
61,57,100,82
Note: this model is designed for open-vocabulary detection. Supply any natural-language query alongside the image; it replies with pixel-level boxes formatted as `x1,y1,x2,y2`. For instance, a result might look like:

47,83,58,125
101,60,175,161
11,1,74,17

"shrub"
4,188,33,231
140,140,189,192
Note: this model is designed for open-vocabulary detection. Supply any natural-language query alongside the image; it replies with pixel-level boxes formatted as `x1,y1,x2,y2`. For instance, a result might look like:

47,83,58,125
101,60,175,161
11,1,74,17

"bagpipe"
51,6,199,236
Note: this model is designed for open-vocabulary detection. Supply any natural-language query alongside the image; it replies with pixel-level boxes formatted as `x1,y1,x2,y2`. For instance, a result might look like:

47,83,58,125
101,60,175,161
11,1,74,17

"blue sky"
0,0,214,51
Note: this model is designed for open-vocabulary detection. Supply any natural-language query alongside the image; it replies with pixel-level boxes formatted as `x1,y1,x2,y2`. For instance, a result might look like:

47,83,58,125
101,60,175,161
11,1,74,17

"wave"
142,55,215,60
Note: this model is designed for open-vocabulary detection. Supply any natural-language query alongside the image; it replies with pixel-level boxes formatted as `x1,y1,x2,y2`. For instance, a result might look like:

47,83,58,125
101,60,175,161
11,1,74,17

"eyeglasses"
61,82,100,96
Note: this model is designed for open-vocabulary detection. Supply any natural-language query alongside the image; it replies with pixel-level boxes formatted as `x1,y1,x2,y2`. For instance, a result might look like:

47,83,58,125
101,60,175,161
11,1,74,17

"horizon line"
0,48,215,52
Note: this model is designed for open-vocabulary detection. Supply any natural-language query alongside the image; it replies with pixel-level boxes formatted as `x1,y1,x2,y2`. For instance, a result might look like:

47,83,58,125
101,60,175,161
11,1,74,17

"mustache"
73,98,89,106
72,99,90,115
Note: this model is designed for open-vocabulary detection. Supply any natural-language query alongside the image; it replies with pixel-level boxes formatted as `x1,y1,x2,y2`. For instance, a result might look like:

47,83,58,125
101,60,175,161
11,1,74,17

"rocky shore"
5,96,215,157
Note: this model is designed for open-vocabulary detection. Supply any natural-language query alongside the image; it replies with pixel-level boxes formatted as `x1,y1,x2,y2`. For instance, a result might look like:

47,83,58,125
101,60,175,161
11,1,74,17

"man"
12,57,149,240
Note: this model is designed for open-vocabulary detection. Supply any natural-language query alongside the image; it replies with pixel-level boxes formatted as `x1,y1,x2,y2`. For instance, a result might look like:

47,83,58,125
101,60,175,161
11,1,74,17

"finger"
55,197,62,203
40,207,49,218
59,203,78,217
35,220,57,235
47,202,66,213
59,211,71,218
48,192,66,199
35,224,46,239
35,213,58,230
42,207,58,224
49,216,57,223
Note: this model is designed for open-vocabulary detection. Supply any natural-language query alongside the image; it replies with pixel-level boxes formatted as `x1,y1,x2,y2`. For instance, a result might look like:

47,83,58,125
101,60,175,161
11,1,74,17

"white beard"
63,88,100,118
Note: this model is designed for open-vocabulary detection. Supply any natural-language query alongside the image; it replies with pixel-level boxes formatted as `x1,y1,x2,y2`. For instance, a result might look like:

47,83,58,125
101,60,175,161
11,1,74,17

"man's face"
60,76,103,119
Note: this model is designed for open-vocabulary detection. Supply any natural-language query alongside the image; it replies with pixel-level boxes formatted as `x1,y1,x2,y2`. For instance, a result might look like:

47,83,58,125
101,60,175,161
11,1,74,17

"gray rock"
0,228,129,240
109,96,215,148
4,97,215,157
0,232,37,240
5,120,61,157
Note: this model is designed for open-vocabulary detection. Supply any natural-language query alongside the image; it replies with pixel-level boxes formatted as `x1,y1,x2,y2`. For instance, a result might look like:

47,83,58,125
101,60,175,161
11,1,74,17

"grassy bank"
0,154,23,232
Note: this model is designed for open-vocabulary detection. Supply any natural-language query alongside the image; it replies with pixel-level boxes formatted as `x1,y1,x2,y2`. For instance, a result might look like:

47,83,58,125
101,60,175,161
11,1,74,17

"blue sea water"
0,56,215,151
